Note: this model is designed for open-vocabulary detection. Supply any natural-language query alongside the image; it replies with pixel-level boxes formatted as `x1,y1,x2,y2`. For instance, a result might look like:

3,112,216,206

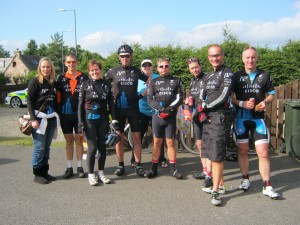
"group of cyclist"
27,43,280,206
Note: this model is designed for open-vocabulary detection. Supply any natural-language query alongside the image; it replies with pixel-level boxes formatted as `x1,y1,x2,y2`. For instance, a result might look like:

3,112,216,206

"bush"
0,73,9,85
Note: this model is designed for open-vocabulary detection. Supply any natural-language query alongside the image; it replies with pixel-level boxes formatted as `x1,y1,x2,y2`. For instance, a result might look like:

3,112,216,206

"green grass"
0,104,10,108
0,136,65,147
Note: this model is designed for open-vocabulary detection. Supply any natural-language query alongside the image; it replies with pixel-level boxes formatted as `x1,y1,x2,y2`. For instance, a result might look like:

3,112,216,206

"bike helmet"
106,132,120,148
117,44,133,55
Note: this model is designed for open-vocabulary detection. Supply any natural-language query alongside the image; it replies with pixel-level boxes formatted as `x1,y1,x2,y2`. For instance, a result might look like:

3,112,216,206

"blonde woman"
27,57,60,184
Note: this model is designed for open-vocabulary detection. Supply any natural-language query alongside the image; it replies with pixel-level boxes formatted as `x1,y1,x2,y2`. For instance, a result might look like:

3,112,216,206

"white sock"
67,160,72,168
98,170,104,177
77,160,82,167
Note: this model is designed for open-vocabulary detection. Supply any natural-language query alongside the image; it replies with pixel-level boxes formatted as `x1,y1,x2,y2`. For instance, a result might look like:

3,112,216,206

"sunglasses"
120,55,130,58
208,54,222,58
188,57,198,62
158,65,170,69
66,60,77,64
142,63,152,67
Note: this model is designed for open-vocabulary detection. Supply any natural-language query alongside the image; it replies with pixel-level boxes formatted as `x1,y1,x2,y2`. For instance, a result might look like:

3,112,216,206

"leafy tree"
19,70,37,84
23,39,38,55
0,44,10,57
47,32,63,74
37,43,48,57
77,50,104,74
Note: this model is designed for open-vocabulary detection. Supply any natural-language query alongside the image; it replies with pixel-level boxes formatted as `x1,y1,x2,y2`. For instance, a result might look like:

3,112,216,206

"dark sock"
243,174,249,179
119,162,124,167
151,163,158,172
170,163,176,171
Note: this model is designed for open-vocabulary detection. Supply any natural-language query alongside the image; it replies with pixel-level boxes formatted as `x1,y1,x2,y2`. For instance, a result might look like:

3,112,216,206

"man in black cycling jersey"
145,58,183,179
105,44,149,177
202,45,234,206
232,46,279,200
185,57,212,182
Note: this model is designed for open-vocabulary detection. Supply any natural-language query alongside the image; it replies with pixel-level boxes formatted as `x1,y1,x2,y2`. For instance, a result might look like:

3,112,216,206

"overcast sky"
1,0,300,57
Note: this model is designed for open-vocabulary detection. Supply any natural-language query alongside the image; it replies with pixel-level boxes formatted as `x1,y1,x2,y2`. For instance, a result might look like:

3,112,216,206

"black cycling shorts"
60,114,79,134
192,117,203,140
116,108,140,133
152,113,176,139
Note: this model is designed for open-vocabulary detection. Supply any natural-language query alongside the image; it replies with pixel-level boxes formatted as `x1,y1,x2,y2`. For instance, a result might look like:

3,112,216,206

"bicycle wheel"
290,125,300,160
127,128,134,149
179,125,199,155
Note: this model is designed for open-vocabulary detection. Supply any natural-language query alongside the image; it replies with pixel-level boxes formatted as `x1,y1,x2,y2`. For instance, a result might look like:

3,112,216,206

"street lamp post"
61,29,73,73
58,8,77,56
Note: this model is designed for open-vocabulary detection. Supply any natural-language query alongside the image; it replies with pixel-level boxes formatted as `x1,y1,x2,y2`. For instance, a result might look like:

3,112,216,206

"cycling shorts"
192,117,203,140
234,118,268,145
202,111,231,162
152,113,176,139
60,114,79,134
116,108,140,133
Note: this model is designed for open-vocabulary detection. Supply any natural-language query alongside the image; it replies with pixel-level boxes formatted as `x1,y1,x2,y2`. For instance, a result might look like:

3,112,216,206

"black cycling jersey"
233,68,275,119
56,72,89,115
27,77,58,120
78,78,116,124
104,65,148,109
189,71,207,107
204,65,234,112
147,75,183,114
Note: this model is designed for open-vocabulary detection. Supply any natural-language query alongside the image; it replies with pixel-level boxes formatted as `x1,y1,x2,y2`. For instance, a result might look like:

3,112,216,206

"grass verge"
0,136,65,147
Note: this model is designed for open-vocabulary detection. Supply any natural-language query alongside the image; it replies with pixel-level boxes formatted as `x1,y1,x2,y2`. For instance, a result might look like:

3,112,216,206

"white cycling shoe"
88,173,98,186
239,179,250,191
263,186,280,199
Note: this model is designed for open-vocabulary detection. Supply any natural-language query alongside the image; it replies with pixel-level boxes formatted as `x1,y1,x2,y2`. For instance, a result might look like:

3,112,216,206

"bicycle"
180,119,257,155
126,121,153,151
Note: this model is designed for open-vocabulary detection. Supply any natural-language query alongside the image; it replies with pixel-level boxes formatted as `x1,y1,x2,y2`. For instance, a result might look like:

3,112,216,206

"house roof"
3,49,41,74
20,55,40,71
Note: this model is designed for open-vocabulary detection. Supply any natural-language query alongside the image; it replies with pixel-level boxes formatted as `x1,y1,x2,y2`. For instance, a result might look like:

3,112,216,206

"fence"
266,80,300,151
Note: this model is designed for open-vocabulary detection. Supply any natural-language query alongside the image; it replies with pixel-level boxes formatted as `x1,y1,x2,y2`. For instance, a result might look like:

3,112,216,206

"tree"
23,39,38,55
0,44,10,57
47,32,63,74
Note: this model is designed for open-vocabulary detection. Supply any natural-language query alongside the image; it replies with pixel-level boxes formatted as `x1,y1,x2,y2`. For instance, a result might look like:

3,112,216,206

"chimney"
14,48,21,57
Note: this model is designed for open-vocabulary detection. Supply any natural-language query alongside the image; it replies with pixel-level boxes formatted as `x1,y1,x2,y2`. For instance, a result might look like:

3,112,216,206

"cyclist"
130,59,168,168
202,45,234,206
56,53,89,179
104,44,149,177
232,46,279,199
78,60,119,186
145,58,183,179
186,57,211,180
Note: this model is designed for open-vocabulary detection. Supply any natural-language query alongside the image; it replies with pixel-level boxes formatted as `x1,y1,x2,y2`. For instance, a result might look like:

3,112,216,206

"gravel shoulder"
0,107,65,141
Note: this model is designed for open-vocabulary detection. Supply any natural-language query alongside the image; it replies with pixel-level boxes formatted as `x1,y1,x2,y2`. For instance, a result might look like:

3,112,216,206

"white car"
5,88,28,108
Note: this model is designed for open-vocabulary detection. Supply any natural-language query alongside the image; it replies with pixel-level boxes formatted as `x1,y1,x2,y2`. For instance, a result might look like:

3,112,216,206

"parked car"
5,88,28,108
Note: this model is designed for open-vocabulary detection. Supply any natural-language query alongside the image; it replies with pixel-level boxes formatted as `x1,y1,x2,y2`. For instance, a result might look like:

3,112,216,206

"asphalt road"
0,144,300,225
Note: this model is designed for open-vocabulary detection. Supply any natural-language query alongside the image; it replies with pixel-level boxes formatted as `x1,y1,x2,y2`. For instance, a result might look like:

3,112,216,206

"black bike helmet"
106,132,121,148
117,44,133,55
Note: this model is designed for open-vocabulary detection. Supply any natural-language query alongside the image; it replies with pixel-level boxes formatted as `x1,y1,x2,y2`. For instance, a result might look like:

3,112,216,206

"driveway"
0,143,299,225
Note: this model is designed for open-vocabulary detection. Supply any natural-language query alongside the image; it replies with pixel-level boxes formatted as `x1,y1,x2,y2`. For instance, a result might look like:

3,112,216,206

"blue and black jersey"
233,68,276,119
104,65,148,109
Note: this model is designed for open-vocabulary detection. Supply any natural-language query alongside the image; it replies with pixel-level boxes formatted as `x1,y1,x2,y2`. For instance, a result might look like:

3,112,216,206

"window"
13,62,16,67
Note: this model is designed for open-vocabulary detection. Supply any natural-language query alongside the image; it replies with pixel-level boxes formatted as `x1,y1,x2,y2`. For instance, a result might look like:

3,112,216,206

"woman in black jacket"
27,57,60,184
78,60,119,186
